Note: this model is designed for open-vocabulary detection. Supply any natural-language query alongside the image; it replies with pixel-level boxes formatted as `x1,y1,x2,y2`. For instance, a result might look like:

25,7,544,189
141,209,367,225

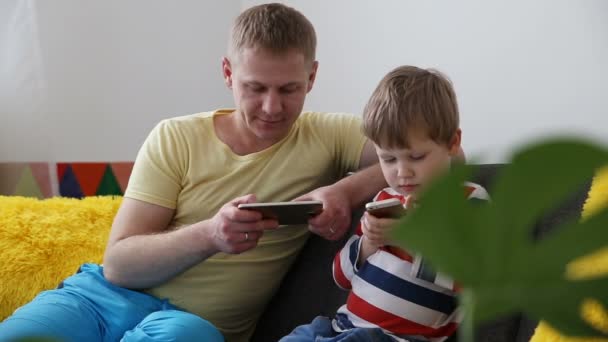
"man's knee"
123,310,224,342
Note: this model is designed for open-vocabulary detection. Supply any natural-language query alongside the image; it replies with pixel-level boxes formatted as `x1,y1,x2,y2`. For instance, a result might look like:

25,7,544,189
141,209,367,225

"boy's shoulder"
464,181,491,201
372,183,490,202
372,187,404,202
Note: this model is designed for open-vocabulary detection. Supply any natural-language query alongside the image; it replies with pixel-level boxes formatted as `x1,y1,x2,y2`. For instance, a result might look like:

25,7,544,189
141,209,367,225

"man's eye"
246,84,265,92
280,87,298,94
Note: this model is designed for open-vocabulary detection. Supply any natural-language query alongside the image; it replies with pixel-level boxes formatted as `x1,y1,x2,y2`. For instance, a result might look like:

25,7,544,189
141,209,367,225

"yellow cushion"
0,196,121,320
530,166,608,342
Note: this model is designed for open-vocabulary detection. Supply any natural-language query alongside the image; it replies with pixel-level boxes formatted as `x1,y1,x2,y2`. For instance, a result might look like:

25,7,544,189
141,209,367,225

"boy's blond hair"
362,66,460,149
229,3,316,64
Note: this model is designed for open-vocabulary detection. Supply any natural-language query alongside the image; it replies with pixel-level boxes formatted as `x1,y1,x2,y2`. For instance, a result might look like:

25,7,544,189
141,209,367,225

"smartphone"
238,200,323,225
365,198,406,219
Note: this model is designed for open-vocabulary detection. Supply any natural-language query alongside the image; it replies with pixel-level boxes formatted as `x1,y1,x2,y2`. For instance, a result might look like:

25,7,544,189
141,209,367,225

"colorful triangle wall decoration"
96,165,122,196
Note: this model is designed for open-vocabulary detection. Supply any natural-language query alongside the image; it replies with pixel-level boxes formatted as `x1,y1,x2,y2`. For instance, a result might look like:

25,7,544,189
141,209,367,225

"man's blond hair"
229,3,316,64
362,66,460,149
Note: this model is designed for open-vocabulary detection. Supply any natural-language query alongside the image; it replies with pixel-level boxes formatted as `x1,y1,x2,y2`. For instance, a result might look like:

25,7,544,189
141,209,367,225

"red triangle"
111,162,134,193
70,163,108,196
57,163,69,182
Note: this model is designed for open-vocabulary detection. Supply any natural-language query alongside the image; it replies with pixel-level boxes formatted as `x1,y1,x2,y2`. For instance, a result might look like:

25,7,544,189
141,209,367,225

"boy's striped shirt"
332,182,489,341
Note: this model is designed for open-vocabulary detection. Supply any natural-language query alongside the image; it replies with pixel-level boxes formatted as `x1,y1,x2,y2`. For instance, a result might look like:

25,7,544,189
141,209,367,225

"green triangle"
96,165,123,196
14,166,44,198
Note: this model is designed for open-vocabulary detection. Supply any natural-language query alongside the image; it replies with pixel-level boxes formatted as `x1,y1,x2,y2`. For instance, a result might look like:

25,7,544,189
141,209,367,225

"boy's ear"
449,129,462,156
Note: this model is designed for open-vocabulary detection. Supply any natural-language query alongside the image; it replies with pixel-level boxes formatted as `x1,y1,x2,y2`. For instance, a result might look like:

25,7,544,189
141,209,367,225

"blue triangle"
59,165,84,198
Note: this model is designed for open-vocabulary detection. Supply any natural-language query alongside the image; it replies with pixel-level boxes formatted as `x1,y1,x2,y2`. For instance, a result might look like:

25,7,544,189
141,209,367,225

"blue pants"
280,316,396,342
0,263,224,342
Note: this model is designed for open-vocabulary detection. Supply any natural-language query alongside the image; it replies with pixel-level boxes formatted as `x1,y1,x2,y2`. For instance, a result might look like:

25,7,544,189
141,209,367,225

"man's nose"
262,91,282,114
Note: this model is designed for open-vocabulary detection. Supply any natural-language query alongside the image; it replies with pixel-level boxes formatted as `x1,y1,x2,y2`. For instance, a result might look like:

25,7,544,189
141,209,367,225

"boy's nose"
398,167,414,178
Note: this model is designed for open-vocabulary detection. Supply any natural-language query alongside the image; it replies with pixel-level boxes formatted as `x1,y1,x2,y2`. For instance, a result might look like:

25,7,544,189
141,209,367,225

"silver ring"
245,232,249,241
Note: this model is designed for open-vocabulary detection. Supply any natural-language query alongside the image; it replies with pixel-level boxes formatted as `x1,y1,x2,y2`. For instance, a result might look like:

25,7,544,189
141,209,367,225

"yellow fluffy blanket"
530,166,608,342
0,196,121,320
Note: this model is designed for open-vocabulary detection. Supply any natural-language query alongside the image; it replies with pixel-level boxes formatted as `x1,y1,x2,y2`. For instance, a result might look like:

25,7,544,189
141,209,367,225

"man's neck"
213,113,277,155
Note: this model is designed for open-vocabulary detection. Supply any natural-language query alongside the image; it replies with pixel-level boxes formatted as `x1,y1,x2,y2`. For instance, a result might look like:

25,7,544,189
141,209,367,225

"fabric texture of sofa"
0,163,597,341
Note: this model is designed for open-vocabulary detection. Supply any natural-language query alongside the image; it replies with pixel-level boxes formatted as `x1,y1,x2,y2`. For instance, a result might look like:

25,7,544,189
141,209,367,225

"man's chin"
255,129,287,143
255,124,290,139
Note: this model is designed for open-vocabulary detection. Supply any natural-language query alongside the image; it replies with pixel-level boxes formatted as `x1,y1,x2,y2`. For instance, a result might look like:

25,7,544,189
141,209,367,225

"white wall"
245,0,608,163
1,1,607,163
0,0,51,161
0,0,238,161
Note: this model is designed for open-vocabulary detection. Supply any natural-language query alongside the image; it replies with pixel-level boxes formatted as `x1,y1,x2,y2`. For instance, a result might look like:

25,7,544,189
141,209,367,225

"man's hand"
294,185,351,240
203,194,279,254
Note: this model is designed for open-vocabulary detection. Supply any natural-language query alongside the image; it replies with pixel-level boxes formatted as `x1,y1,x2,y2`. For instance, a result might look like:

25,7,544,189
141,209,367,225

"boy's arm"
332,224,365,290
357,236,380,268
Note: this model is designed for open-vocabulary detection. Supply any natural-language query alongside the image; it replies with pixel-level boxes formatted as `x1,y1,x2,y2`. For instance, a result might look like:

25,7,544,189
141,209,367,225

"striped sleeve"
333,234,362,290
333,188,397,290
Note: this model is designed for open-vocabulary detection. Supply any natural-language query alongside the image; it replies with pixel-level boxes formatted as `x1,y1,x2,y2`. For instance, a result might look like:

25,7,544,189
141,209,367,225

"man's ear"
222,57,233,89
306,61,319,93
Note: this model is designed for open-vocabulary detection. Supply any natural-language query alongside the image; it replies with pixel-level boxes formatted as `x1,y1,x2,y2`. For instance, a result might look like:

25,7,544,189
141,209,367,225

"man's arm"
102,199,212,288
358,139,379,169
335,163,386,209
299,140,387,240
103,195,277,289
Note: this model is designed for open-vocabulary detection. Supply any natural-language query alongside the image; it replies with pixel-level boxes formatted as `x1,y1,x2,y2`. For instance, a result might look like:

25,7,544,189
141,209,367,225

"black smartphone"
238,201,323,225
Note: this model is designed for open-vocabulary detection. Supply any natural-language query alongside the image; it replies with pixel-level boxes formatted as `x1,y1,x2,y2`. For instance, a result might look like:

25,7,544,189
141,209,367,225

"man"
0,3,384,342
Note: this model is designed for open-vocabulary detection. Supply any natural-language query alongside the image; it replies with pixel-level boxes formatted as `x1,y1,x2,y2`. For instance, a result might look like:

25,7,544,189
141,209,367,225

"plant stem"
459,288,475,342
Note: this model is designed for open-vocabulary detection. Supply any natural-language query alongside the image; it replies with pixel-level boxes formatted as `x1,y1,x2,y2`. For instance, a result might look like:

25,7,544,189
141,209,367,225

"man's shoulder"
298,111,360,123
141,111,216,148
153,111,216,133
160,111,215,125
296,112,363,140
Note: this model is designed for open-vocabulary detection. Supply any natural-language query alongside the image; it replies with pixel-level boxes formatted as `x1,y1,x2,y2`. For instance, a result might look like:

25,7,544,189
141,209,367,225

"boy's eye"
409,154,426,161
381,157,396,163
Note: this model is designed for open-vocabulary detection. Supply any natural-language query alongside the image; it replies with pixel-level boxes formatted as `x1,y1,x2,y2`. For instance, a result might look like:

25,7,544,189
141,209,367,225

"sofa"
0,163,592,341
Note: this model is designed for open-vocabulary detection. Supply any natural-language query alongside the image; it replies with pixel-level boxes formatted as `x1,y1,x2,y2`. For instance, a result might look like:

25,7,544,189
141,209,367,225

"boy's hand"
362,212,399,247
358,213,399,266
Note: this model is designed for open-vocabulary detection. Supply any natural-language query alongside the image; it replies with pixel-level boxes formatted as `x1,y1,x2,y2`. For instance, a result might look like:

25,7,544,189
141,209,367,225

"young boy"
281,66,489,342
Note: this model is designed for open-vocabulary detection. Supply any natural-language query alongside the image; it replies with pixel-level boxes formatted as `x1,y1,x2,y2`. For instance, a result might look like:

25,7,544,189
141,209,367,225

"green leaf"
391,138,608,339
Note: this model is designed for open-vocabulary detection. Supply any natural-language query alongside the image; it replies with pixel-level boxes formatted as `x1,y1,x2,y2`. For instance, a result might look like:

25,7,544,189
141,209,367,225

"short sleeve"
312,112,367,175
123,120,187,209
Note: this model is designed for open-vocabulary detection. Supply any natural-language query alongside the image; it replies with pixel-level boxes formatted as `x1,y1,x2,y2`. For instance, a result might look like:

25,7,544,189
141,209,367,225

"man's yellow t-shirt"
124,109,366,341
